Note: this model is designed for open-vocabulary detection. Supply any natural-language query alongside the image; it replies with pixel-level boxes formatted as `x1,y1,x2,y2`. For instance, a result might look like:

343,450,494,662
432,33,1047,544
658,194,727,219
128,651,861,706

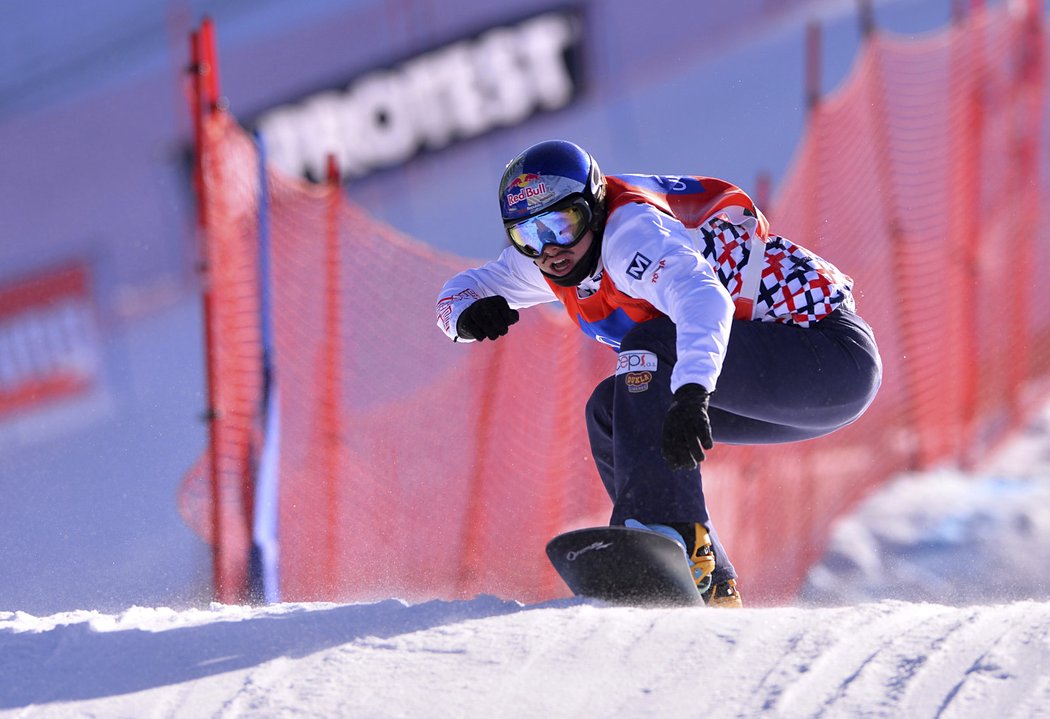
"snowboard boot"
625,519,743,608
672,522,743,609
666,522,715,593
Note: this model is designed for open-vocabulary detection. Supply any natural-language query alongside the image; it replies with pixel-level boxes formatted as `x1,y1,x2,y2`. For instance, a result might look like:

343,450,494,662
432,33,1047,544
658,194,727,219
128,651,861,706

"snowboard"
545,526,703,606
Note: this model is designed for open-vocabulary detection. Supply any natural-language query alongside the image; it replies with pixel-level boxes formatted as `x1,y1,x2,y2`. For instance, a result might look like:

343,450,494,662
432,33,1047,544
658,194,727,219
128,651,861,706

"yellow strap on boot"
706,579,744,609
688,523,716,593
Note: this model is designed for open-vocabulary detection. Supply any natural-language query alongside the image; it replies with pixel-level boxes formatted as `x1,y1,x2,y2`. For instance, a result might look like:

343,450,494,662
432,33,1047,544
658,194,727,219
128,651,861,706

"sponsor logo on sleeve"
615,350,658,375
651,259,666,283
626,252,652,280
436,288,480,331
624,371,652,392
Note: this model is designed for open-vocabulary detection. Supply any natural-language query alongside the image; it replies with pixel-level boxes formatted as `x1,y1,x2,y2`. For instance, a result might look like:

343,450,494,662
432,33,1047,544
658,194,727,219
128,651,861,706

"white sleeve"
435,244,558,342
602,203,735,392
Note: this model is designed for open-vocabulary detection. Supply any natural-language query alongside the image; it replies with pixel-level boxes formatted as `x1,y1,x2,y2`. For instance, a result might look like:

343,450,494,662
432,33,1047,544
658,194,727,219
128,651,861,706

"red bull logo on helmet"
505,173,553,208
508,173,540,188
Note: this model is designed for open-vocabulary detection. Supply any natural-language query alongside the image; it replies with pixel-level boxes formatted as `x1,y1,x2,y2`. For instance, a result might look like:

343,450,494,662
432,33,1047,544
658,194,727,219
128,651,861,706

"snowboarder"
435,140,882,607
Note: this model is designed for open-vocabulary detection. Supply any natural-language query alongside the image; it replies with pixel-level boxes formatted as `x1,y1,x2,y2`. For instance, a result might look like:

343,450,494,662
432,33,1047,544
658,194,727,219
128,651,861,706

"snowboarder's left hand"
662,383,714,470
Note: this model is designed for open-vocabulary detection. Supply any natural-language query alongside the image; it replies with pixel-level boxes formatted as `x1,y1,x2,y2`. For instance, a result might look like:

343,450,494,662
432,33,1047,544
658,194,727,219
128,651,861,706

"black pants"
584,309,882,584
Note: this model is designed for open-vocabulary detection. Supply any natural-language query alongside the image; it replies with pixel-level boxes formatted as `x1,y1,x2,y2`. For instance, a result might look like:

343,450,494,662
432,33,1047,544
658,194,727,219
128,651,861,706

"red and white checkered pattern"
699,217,854,327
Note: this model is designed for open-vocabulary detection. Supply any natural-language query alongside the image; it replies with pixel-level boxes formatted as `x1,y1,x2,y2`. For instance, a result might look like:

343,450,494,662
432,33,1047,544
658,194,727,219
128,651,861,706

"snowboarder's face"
534,230,594,279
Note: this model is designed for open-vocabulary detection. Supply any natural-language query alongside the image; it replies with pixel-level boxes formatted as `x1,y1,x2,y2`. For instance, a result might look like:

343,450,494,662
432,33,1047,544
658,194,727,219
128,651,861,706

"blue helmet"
498,140,605,227
497,141,606,286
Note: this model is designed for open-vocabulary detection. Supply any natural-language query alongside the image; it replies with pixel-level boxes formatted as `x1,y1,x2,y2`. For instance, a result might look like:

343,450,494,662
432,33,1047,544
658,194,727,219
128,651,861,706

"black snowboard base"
546,526,703,606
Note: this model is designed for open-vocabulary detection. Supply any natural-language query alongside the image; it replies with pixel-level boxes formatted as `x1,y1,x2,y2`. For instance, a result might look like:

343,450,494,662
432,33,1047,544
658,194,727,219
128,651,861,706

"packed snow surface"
3,596,1050,718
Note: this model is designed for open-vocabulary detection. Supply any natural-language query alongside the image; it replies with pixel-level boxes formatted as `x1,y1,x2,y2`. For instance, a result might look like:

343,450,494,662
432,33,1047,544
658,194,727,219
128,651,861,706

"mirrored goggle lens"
507,204,590,257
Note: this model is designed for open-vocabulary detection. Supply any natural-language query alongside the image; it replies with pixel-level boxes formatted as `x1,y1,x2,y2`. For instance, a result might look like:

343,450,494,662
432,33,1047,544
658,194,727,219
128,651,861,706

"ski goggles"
505,199,592,258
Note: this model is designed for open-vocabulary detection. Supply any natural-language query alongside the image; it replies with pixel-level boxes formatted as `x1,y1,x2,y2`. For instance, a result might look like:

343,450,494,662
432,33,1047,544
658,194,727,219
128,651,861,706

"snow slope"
4,404,1050,718
3,598,1050,717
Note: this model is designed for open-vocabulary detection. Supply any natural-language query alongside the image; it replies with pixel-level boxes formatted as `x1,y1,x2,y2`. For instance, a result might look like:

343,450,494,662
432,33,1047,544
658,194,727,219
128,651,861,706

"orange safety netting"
181,4,1047,605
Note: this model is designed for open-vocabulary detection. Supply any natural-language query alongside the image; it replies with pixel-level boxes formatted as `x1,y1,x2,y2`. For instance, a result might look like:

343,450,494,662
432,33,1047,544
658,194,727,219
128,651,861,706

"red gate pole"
322,154,345,597
188,17,229,602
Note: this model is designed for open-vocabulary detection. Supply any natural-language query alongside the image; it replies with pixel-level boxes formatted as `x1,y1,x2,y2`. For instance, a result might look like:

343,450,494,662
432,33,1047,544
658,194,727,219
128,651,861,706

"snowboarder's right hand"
456,295,519,341
662,383,714,470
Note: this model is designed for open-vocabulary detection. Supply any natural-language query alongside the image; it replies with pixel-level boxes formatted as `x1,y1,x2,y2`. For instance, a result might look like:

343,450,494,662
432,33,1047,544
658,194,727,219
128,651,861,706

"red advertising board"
0,264,100,418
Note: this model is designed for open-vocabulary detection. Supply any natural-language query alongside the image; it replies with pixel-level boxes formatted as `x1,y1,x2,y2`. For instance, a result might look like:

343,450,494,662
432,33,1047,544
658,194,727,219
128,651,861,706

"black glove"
456,295,519,341
661,383,714,470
